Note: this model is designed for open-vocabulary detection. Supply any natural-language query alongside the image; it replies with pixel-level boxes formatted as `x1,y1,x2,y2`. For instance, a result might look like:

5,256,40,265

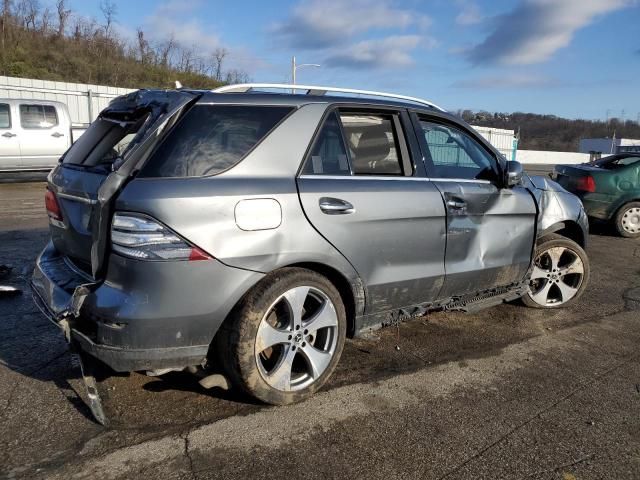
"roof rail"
212,83,445,111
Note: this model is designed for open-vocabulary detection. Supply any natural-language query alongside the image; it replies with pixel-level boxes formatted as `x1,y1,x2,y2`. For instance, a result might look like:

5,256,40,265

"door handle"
319,197,355,215
51,132,64,138
1,132,16,138
446,199,466,209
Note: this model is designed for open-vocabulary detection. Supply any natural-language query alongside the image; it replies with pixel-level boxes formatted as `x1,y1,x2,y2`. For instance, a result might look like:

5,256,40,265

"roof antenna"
175,80,183,89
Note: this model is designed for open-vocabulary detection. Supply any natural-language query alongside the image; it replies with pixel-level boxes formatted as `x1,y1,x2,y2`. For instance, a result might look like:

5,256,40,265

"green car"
555,154,640,238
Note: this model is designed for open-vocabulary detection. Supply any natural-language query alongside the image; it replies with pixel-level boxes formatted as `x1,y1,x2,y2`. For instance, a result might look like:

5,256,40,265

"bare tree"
225,69,249,84
55,0,69,36
39,6,51,34
157,34,175,67
23,0,39,31
211,47,227,82
100,0,116,38
136,27,148,64
1,0,11,50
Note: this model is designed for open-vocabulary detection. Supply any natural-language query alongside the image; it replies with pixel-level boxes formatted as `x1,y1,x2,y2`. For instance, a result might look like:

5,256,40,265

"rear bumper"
31,241,264,372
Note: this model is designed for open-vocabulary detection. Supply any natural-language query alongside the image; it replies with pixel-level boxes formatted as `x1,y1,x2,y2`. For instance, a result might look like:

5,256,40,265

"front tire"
522,234,590,309
614,202,640,238
216,268,346,405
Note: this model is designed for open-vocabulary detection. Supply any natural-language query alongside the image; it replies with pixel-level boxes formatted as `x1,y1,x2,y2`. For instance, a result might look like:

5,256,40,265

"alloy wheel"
528,246,585,306
255,286,339,392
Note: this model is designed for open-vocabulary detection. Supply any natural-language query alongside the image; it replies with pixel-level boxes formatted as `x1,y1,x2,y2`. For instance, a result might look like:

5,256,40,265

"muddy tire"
614,202,640,238
522,234,590,309
216,268,346,405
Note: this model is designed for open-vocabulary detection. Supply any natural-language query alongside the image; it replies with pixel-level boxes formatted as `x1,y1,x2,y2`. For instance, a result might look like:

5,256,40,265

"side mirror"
505,160,523,187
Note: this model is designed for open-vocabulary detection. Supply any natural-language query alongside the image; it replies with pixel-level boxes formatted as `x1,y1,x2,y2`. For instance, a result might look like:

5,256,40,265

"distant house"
579,137,640,156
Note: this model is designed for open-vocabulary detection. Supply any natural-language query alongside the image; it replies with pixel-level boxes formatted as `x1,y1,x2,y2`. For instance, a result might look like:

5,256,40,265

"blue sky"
61,0,639,120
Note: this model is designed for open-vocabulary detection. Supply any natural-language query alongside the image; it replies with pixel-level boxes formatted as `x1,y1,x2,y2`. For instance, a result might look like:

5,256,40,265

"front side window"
340,113,403,175
19,104,58,129
141,105,293,178
302,112,350,175
419,120,498,181
0,104,10,129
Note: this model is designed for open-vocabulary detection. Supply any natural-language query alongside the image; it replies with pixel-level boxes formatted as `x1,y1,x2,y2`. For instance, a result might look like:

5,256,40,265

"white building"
579,137,640,155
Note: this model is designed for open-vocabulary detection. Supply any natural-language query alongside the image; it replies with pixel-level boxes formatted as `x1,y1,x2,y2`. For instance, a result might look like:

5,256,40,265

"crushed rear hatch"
46,89,200,279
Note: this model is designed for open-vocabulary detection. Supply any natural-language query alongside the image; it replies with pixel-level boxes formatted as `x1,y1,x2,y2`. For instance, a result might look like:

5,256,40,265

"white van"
0,99,86,171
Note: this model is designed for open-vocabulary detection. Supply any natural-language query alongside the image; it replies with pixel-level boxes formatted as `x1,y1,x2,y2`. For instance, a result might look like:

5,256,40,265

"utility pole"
291,55,320,91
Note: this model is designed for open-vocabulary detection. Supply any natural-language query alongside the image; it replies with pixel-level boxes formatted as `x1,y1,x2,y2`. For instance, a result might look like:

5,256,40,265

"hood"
526,175,569,193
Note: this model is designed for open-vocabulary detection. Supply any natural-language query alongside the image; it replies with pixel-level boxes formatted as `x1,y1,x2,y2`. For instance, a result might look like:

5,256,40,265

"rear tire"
614,202,640,238
522,234,590,309
216,268,346,405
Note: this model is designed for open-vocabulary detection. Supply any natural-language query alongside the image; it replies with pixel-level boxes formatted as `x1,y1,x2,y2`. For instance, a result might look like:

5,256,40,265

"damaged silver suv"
32,84,590,418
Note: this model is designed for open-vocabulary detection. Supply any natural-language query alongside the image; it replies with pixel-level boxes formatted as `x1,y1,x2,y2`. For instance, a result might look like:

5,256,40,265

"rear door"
0,102,21,170
412,113,536,299
17,102,68,169
297,107,447,313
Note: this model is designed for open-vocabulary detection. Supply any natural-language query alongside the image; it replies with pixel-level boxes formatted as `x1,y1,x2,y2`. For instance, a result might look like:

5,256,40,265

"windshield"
62,114,150,171
593,155,640,170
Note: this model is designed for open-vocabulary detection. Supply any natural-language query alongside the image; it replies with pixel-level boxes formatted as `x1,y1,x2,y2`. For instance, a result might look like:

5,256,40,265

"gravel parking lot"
1,181,639,480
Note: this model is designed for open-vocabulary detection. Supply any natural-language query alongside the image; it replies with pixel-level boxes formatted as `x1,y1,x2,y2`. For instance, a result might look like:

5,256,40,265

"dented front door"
433,180,536,298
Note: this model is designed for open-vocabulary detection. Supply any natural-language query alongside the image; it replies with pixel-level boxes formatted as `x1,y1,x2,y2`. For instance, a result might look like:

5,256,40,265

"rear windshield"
63,115,149,170
594,155,640,170
139,105,293,178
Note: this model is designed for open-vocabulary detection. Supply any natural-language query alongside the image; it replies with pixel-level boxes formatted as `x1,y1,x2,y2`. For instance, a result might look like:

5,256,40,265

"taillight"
45,188,63,221
111,213,212,261
574,176,596,193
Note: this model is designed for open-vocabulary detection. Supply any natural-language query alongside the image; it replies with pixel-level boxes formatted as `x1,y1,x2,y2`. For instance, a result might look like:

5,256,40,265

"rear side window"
0,104,10,128
595,156,640,169
141,105,293,178
20,104,58,129
302,112,350,175
340,113,403,175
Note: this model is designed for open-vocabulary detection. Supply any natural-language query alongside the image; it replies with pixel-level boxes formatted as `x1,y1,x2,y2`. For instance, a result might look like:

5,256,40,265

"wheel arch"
284,262,364,338
539,220,586,247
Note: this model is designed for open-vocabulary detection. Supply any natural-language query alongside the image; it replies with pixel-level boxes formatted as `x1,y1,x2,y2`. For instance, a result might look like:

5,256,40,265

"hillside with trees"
0,0,248,89
458,110,640,152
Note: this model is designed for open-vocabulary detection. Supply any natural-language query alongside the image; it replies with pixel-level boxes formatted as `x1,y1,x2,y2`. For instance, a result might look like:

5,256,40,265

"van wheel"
614,202,640,238
217,268,346,405
522,234,590,308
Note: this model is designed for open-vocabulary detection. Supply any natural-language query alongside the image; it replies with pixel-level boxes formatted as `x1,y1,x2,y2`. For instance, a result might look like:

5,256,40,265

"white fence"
516,150,590,165
0,76,134,125
472,126,516,160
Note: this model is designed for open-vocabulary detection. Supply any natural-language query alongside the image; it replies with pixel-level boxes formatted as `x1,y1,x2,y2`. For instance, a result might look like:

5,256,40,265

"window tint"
340,113,403,175
20,104,58,129
302,112,350,175
0,104,10,128
419,120,498,180
141,105,292,178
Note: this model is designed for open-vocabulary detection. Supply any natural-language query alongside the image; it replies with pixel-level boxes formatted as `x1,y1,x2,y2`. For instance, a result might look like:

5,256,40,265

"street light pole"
291,55,320,92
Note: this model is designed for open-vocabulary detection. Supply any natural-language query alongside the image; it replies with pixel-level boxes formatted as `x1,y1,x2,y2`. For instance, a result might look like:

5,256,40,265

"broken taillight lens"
574,175,596,193
111,212,212,261
45,188,63,221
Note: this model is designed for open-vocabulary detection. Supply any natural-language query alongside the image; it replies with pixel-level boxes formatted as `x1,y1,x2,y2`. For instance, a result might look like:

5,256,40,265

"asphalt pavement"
1,182,639,480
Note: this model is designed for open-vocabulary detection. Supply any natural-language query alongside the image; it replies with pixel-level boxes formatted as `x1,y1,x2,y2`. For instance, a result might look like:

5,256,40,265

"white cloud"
272,0,430,49
468,0,634,65
453,73,557,89
325,35,425,69
143,0,221,52
455,1,484,26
